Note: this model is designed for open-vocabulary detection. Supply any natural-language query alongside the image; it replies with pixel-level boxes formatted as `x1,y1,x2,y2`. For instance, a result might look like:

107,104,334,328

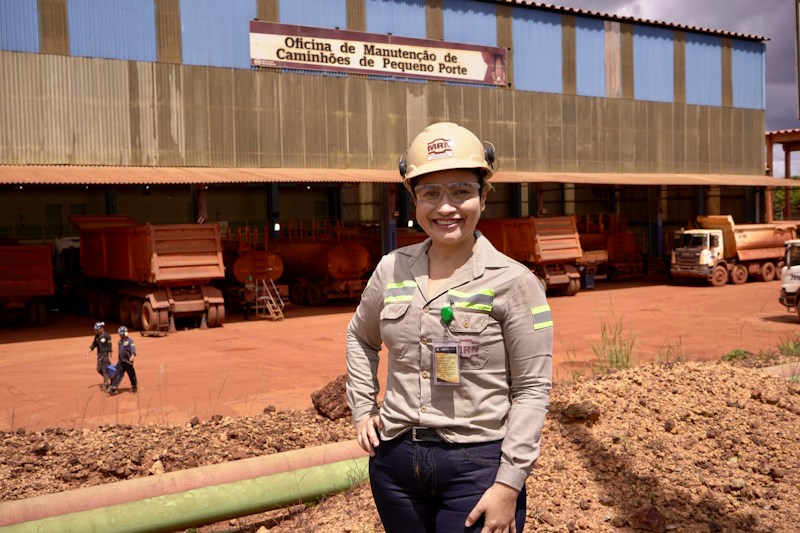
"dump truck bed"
0,245,54,301
477,216,583,264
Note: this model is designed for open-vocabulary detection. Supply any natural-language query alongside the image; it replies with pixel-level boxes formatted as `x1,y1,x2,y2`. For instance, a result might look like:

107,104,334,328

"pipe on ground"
0,439,366,527
2,456,368,533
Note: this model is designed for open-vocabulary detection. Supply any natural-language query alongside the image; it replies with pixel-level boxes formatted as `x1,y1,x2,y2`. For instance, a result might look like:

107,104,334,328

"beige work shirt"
346,232,553,491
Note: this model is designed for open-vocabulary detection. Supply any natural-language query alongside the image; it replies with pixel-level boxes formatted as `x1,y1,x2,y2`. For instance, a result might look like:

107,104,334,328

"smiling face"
414,168,486,252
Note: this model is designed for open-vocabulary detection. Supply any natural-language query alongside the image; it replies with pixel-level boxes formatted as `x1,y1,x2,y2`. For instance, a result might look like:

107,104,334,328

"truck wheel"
289,282,307,305
37,302,47,325
730,264,748,285
759,262,776,282
206,305,218,328
215,304,225,326
140,301,156,331
305,284,327,306
97,292,113,321
130,300,144,330
711,266,728,287
564,278,580,296
119,298,132,327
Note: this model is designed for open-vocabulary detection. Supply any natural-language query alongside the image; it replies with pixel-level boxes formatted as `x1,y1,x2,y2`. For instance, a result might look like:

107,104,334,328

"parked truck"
70,215,226,331
671,215,797,287
477,215,583,296
778,240,800,318
0,244,54,325
576,213,644,279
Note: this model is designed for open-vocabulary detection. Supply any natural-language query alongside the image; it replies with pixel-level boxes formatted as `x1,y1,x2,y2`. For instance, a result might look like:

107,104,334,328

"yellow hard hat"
399,122,496,190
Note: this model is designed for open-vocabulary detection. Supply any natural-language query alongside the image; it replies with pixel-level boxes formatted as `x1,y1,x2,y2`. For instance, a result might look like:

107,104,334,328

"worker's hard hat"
118,325,128,335
398,122,497,190
94,322,104,332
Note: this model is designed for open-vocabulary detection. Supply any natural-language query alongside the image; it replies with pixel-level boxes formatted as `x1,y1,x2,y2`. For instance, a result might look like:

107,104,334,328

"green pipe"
1,457,368,533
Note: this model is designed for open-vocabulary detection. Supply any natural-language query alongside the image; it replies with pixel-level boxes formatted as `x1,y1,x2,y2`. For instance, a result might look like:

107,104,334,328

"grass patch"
777,334,800,358
591,315,635,374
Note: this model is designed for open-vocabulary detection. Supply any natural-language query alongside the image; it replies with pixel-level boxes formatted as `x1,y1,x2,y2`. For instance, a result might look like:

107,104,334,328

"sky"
546,0,800,176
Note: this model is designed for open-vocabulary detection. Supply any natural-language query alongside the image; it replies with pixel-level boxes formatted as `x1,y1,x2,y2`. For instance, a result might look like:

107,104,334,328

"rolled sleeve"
496,270,553,490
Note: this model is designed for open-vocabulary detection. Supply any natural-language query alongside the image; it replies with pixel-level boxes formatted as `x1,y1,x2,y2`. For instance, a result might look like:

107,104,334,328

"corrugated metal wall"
67,0,156,61
511,7,561,93
685,33,721,106
0,0,40,53
366,0,426,39
279,0,347,29
575,16,604,98
442,0,496,46
633,25,673,103
731,40,765,110
0,49,766,177
180,0,255,68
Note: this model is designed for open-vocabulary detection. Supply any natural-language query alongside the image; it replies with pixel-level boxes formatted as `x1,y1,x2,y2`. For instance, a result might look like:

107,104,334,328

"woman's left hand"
465,482,519,532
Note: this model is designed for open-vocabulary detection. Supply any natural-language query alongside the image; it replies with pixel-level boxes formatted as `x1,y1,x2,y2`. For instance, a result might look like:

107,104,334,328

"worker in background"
243,275,256,320
86,321,113,391
346,122,553,532
109,326,137,395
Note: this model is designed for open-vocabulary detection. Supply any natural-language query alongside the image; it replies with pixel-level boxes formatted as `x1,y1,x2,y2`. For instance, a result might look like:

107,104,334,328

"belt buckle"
412,427,427,442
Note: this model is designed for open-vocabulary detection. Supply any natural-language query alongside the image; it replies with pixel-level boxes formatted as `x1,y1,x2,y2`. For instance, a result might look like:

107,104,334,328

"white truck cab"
779,240,800,315
671,229,725,282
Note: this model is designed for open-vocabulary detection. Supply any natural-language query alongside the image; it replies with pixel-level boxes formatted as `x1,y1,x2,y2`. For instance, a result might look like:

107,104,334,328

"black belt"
406,427,445,443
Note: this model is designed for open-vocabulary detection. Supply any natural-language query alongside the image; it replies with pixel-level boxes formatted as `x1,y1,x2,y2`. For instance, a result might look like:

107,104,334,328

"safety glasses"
414,182,481,205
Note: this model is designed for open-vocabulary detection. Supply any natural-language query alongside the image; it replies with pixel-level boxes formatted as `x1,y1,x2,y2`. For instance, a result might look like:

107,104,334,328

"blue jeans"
369,436,526,533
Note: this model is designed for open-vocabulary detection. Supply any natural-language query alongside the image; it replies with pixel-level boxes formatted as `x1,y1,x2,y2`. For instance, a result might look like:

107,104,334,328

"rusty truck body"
70,216,226,331
0,244,54,325
671,215,797,287
477,215,583,295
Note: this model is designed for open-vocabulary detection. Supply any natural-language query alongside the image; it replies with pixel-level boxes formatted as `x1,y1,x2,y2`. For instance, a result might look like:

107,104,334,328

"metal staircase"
255,278,285,320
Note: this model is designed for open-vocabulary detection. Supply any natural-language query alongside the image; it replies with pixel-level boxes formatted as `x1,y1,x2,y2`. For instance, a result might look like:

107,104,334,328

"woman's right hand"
356,414,383,457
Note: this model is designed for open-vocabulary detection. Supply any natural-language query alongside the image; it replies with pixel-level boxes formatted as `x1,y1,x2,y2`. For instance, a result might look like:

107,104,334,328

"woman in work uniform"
346,122,553,532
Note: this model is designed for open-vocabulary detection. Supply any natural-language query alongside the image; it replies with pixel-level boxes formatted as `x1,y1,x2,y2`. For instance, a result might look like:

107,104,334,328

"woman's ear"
480,189,487,212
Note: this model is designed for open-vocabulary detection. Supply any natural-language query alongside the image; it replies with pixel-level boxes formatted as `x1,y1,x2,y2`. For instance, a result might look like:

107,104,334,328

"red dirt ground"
1,279,799,432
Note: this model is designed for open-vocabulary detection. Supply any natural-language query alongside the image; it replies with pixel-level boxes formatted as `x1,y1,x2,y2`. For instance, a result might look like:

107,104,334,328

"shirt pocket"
380,303,411,359
447,310,490,370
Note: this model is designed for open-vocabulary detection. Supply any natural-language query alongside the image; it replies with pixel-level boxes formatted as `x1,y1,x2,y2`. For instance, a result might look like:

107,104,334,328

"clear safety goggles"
414,182,481,205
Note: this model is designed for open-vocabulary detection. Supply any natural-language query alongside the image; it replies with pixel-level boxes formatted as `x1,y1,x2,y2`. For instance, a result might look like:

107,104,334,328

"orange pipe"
0,439,366,527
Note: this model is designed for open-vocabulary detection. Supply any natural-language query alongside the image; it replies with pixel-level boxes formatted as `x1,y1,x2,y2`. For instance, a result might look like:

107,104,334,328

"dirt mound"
2,362,799,532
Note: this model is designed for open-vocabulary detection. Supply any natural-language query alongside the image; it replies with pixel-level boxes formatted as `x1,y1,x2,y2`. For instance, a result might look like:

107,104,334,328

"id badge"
432,341,460,385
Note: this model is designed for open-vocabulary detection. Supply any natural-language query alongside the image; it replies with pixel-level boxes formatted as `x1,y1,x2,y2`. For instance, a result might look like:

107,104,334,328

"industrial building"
0,0,789,274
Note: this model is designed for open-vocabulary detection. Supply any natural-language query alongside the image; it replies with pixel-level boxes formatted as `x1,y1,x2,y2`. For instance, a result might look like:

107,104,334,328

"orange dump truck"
671,215,798,286
576,213,643,279
0,244,54,325
477,215,583,295
70,216,226,331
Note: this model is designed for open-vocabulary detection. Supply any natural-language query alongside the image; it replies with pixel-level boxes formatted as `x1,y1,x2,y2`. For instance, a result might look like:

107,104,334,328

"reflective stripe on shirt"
447,288,495,312
384,280,417,303
531,304,553,330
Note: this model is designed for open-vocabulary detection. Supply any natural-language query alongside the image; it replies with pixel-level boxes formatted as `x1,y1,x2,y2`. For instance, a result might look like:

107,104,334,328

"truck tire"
215,304,225,326
119,297,132,327
305,284,327,306
711,266,728,287
37,302,47,325
759,262,776,282
206,305,217,328
140,301,156,331
130,299,144,330
730,264,748,285
97,292,113,321
564,278,580,296
289,282,307,305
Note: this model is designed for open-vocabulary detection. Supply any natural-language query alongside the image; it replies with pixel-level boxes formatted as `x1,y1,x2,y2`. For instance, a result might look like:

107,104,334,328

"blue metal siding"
685,33,721,106
68,0,156,61
181,0,255,68
512,7,561,93
633,25,673,103
731,39,765,110
280,0,346,29
575,16,604,98
443,0,496,47
366,0,426,39
0,0,40,53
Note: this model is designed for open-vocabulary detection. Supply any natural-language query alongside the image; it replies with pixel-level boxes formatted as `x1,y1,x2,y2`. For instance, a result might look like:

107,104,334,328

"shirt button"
423,306,430,313
420,406,428,413
421,371,429,379
421,337,428,345
463,321,470,328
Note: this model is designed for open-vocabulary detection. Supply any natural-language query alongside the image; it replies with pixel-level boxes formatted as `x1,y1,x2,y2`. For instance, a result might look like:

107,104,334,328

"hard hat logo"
400,122,496,188
426,138,454,160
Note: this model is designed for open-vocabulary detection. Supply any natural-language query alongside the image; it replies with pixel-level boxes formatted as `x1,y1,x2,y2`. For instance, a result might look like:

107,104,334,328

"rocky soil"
2,361,799,533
